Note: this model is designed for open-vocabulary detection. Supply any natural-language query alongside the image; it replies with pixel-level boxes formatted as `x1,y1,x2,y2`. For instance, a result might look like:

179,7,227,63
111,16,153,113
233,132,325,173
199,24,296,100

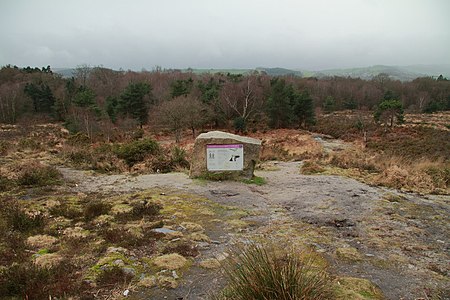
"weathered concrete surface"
189,131,261,179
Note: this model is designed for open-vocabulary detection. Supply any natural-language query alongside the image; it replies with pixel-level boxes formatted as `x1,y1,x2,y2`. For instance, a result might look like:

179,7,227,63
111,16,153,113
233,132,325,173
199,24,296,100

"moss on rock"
153,253,188,270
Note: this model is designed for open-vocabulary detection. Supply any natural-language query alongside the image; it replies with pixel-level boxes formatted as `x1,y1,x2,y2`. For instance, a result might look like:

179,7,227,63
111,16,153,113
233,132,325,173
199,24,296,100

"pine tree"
117,82,152,127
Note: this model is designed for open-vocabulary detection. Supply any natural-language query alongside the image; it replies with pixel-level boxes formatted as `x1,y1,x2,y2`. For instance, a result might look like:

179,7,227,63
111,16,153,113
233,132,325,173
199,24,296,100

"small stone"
123,289,130,296
152,228,177,234
172,270,179,279
365,253,375,257
113,259,125,267
122,267,136,277
197,242,211,249
106,246,129,255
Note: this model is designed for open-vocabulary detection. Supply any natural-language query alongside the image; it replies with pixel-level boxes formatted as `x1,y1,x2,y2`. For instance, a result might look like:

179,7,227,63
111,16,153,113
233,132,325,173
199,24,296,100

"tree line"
0,64,448,140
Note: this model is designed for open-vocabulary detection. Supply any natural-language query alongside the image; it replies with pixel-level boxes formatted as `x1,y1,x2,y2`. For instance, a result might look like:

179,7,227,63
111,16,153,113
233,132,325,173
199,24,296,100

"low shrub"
0,140,10,155
17,163,62,187
312,112,376,140
115,200,162,222
367,127,450,161
215,244,332,300
96,266,134,286
63,144,127,173
0,261,79,298
0,174,14,192
83,199,112,221
65,148,93,166
18,138,42,151
49,202,83,220
99,226,158,248
131,201,161,219
0,231,27,265
114,138,160,166
0,198,45,233
162,241,199,257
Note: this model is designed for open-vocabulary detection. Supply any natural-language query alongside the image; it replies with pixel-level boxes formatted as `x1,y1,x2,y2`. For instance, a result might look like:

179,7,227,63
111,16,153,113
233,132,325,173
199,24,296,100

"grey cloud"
0,0,449,70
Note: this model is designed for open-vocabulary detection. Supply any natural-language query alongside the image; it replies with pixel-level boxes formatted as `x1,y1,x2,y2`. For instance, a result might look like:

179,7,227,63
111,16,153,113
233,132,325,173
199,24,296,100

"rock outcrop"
190,131,261,179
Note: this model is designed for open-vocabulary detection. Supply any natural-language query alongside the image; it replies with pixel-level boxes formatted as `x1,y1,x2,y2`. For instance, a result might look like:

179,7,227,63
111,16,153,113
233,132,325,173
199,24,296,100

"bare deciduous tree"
156,95,209,143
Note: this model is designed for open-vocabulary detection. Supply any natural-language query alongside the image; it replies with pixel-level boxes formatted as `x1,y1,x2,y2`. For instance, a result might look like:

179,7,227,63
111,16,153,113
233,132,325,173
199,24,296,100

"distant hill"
53,64,450,81
52,68,75,78
306,65,450,81
256,67,303,77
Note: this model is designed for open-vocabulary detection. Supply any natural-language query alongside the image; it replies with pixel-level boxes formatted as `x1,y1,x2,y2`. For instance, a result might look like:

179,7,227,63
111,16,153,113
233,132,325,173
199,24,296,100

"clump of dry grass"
259,130,324,161
374,160,449,193
301,160,325,175
329,146,379,173
215,243,333,300
327,146,449,193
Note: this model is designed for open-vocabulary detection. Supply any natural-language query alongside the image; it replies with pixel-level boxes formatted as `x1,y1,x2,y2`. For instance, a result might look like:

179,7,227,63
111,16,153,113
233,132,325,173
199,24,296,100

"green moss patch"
334,277,384,300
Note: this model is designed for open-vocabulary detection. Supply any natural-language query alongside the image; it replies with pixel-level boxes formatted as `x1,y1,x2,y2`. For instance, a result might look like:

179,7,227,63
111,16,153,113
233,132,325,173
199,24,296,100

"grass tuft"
215,243,333,300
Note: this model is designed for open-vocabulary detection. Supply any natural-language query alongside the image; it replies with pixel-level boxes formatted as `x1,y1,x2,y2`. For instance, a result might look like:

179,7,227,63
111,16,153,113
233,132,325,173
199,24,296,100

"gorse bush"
114,138,160,166
170,146,190,169
216,244,332,300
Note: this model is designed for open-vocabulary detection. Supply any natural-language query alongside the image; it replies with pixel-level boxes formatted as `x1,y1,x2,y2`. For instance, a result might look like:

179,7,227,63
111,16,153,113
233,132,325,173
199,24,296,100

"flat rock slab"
190,131,261,179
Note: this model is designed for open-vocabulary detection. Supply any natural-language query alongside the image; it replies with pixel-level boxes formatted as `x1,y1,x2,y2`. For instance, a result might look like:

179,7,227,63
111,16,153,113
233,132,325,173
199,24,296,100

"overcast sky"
0,0,449,70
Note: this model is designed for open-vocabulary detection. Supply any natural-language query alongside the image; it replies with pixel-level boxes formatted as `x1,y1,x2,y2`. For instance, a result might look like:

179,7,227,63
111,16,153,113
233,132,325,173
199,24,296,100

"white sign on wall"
206,144,244,171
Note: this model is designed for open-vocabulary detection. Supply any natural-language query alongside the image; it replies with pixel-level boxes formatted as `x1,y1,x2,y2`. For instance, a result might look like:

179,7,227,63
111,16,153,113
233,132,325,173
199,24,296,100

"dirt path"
59,162,449,300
